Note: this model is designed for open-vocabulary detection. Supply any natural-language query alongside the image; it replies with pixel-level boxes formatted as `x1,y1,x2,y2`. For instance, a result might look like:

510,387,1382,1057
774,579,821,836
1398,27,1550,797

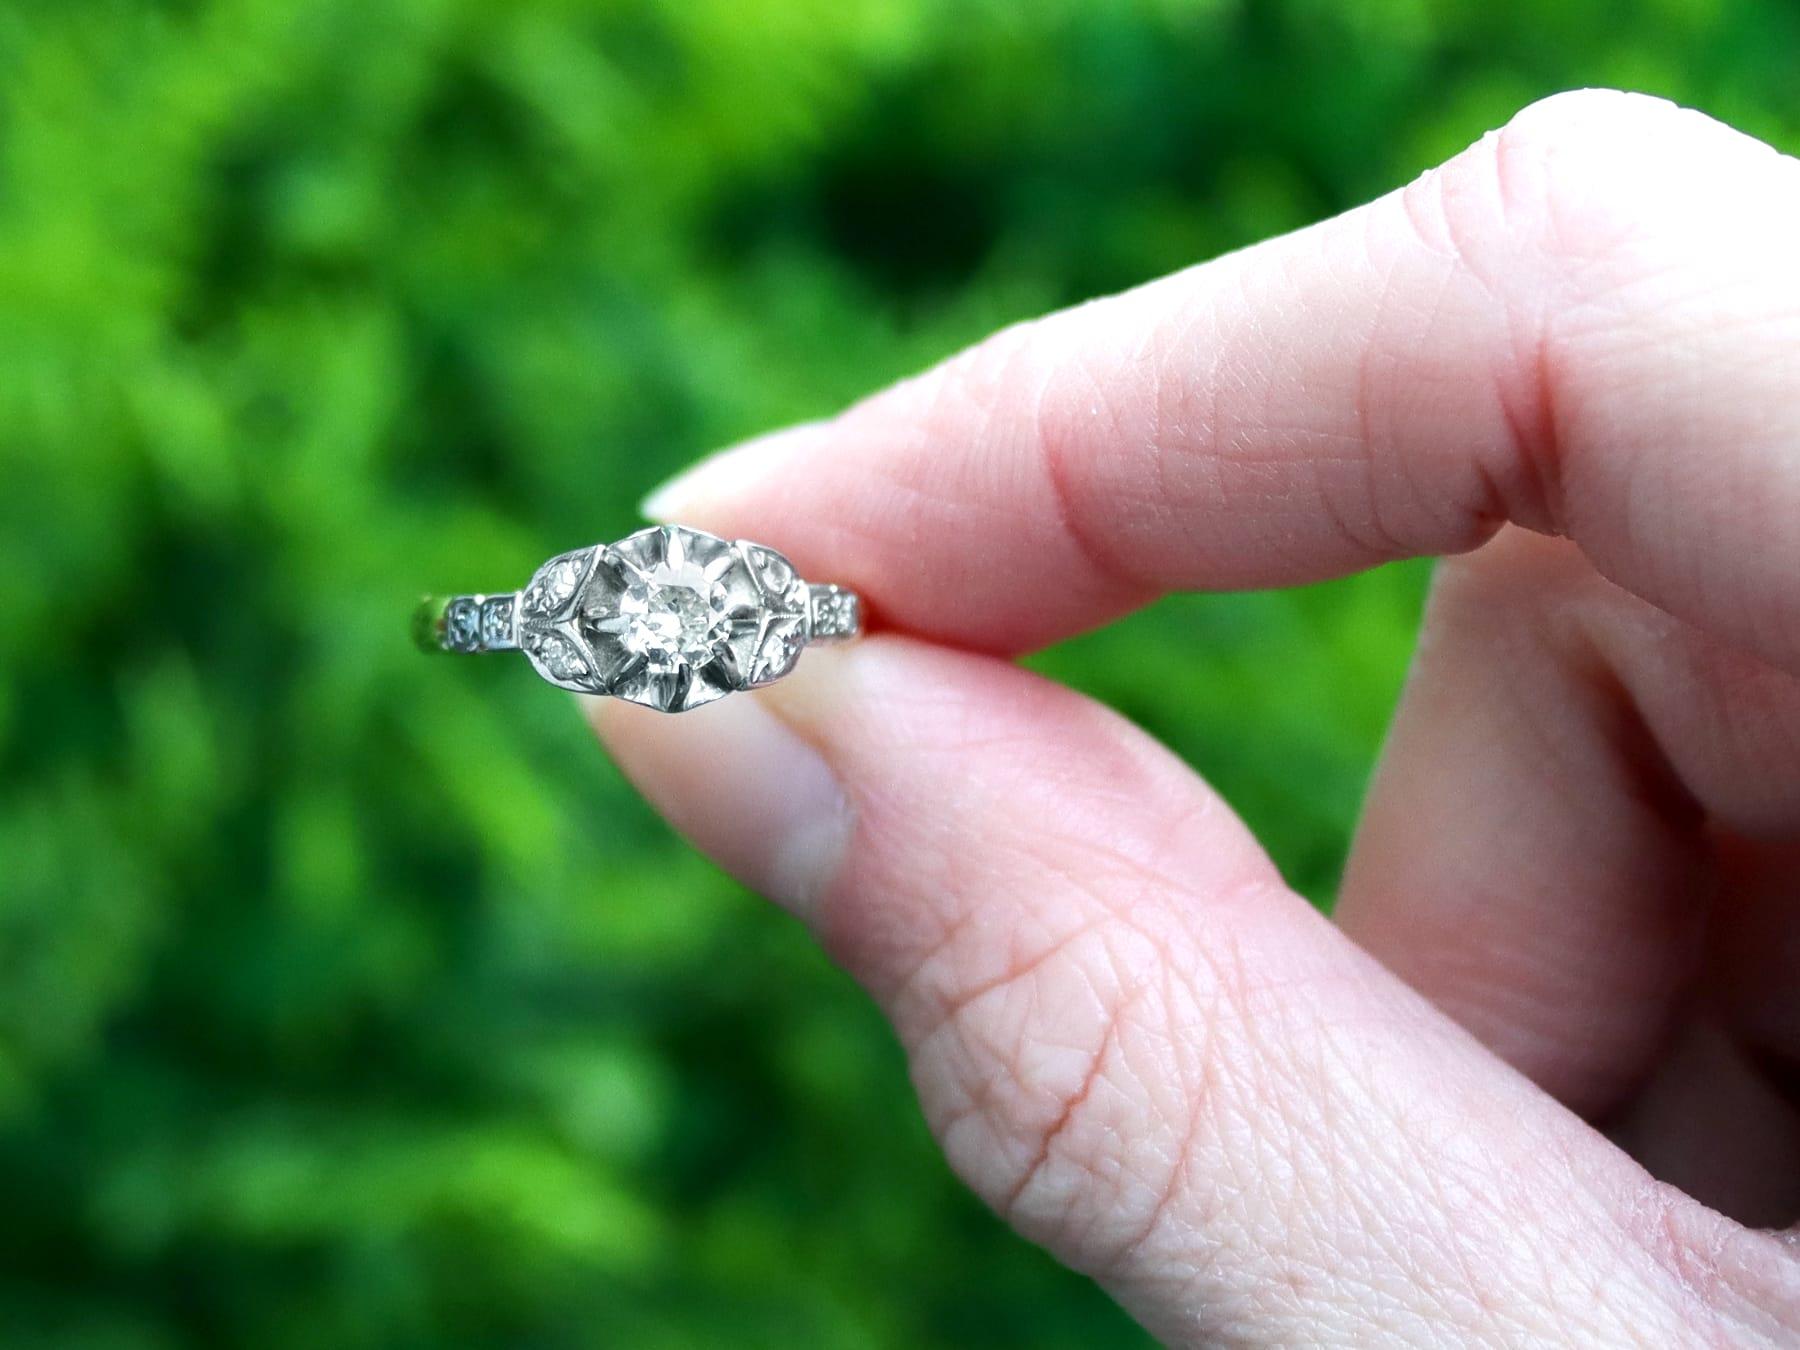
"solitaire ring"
415,524,863,713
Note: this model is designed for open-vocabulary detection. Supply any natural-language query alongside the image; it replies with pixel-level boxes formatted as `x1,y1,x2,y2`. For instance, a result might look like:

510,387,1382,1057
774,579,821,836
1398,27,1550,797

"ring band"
416,524,862,713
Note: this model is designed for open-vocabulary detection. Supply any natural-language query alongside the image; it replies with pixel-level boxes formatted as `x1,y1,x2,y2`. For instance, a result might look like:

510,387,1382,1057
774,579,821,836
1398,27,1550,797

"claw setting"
519,525,810,711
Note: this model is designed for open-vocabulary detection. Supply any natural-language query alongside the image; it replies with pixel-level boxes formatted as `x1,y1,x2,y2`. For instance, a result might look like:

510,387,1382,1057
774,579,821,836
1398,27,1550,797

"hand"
588,91,1800,1346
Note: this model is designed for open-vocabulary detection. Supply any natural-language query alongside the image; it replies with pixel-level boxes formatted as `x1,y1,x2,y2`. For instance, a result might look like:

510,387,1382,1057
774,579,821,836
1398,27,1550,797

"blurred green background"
0,1,1795,1345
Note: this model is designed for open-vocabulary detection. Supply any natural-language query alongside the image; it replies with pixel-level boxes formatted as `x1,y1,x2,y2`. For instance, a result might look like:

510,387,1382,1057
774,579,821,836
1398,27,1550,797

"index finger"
645,91,1800,667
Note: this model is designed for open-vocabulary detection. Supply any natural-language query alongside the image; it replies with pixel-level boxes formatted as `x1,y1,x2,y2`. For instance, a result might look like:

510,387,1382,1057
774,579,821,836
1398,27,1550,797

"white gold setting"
418,525,862,712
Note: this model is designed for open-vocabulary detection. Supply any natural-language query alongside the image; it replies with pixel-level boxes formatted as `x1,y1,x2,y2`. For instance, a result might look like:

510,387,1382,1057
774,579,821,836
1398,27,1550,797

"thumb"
588,635,1795,1346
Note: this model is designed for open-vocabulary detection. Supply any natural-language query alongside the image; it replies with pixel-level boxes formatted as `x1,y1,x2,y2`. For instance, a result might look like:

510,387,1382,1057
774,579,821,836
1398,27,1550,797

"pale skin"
586,92,1800,1345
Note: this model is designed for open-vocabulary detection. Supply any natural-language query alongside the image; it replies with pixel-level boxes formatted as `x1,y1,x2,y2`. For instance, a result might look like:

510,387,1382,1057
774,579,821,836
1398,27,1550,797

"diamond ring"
415,524,863,713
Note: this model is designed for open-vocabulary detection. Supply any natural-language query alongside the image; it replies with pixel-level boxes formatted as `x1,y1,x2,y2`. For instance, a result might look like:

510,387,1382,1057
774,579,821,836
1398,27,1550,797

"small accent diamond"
758,552,793,593
523,551,590,619
743,544,806,613
809,587,861,641
524,630,589,683
445,598,482,651
752,619,805,683
479,597,515,648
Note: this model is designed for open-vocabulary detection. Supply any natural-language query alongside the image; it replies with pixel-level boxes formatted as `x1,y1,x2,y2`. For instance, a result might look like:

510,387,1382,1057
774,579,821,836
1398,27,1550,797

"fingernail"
638,456,718,522
639,423,819,522
582,673,852,924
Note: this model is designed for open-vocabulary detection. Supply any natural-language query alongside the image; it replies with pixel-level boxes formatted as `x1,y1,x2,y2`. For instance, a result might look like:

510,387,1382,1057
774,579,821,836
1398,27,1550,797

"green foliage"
0,0,1793,1344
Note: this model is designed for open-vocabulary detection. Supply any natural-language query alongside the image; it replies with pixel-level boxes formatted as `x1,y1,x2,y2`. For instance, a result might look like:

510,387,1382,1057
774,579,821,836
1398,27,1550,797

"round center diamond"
616,566,732,670
516,524,821,713
568,525,772,711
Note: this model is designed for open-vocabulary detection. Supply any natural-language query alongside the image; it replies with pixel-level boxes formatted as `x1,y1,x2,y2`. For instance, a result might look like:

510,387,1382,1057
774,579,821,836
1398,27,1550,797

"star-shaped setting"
516,525,811,711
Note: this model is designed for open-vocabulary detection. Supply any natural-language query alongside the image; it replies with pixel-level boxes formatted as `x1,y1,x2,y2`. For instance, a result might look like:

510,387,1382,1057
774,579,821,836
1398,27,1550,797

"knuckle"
1416,87,1754,283
1493,87,1725,192
1395,91,1790,540
1618,1178,1800,1343
903,863,1297,1277
1498,87,1689,157
915,899,1218,1254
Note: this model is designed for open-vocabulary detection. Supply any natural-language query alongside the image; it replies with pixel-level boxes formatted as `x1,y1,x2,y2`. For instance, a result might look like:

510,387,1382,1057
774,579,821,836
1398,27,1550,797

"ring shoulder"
421,592,520,653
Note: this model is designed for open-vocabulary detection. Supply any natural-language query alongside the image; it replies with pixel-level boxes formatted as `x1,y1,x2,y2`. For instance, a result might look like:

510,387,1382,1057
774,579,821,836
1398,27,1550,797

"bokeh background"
2,1,1797,1345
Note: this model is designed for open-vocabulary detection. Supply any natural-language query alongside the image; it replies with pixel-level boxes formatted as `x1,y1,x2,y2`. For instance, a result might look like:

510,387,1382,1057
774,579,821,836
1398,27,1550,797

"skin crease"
589,92,1800,1345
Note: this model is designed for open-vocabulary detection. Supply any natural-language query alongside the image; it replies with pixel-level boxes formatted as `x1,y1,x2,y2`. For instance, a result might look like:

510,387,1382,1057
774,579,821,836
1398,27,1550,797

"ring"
415,524,863,713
